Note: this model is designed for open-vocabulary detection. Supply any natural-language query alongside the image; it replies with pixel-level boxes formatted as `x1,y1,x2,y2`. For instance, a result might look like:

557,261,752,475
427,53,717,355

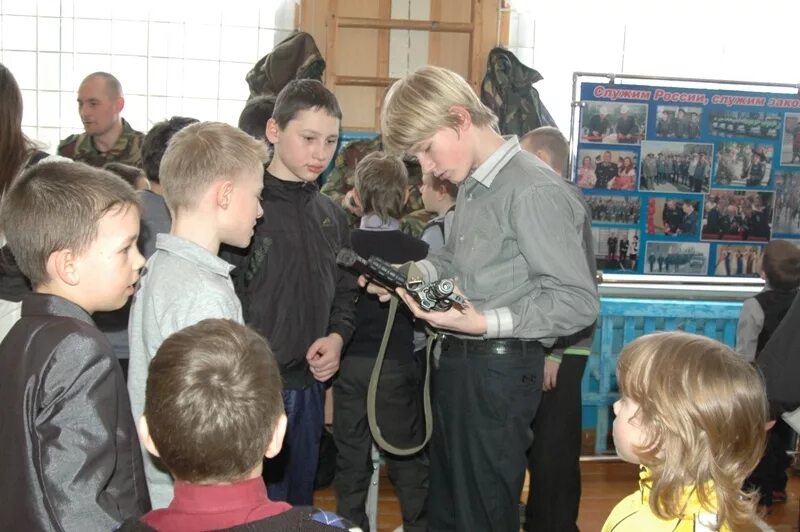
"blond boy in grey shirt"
128,122,268,508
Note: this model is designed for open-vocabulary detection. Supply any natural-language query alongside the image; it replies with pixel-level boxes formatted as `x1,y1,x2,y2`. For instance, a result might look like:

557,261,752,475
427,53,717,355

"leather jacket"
0,293,150,530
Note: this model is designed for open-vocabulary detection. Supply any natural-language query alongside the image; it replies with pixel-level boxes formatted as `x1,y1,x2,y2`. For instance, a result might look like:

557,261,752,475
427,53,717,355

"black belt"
439,335,541,356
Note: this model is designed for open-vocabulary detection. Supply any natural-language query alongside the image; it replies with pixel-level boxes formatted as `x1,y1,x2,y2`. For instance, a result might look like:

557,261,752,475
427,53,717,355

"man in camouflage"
58,72,144,168
320,135,431,237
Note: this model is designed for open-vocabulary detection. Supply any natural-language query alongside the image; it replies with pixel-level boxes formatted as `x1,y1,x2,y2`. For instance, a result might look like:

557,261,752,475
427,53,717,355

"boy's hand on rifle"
396,286,487,336
306,333,343,382
358,274,392,302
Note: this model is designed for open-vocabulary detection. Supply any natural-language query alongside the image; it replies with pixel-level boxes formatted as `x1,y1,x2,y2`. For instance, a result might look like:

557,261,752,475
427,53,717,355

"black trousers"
746,417,793,505
429,338,544,532
525,355,588,532
333,354,428,532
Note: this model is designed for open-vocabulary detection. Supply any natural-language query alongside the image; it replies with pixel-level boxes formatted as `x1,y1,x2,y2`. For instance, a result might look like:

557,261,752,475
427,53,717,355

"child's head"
761,240,800,290
238,94,276,141
141,116,199,184
141,319,286,484
519,126,569,177
266,79,341,183
159,121,268,248
380,66,497,184
0,161,144,313
419,172,458,216
614,332,767,528
353,151,408,222
104,161,150,191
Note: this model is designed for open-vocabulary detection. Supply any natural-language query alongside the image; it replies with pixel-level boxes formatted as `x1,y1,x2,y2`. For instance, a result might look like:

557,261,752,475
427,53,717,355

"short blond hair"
520,126,569,177
380,66,497,155
617,332,768,530
159,121,269,212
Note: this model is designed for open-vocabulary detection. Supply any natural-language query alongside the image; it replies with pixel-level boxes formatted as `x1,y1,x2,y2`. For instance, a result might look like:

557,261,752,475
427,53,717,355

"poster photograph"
773,172,800,235
644,242,710,275
701,189,773,242
655,106,702,139
579,82,799,275
708,110,781,140
781,113,800,165
584,194,640,225
712,244,763,277
646,196,702,238
575,149,638,190
712,142,774,188
639,141,713,192
580,101,647,144
592,227,639,272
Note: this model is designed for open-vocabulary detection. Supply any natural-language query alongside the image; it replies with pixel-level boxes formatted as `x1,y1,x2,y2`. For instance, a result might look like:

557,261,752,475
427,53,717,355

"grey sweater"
127,233,243,508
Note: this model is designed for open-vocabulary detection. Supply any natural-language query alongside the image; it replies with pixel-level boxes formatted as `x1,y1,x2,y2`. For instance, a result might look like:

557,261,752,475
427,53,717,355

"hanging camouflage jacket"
480,47,557,136
320,136,431,238
246,31,326,99
57,118,144,168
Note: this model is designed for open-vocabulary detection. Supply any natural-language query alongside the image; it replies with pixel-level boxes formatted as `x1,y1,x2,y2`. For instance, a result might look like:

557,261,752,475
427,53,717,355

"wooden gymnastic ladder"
323,0,484,130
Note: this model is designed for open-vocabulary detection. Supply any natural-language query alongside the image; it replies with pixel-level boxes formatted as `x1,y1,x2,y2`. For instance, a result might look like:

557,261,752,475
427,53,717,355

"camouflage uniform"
57,118,144,168
480,47,557,136
320,136,431,238
246,31,325,99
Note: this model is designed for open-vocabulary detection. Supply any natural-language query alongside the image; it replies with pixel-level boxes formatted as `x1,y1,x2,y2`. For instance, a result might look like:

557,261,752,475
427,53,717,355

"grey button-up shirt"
128,233,243,508
417,137,599,341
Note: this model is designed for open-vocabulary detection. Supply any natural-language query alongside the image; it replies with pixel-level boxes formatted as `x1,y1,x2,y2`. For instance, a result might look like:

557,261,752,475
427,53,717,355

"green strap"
366,296,433,456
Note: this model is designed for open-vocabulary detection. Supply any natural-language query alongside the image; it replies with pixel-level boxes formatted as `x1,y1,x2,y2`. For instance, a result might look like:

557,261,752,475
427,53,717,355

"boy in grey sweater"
127,121,269,508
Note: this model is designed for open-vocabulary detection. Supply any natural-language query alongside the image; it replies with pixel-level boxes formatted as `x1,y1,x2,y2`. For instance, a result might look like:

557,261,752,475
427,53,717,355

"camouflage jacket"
246,31,325,99
480,47,557,136
57,118,144,168
320,136,432,238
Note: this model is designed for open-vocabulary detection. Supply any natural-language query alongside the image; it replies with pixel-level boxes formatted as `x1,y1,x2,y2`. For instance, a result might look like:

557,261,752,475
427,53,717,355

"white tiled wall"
0,0,296,153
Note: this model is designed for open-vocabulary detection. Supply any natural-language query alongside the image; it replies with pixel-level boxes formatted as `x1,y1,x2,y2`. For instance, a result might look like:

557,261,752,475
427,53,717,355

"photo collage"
577,85,800,277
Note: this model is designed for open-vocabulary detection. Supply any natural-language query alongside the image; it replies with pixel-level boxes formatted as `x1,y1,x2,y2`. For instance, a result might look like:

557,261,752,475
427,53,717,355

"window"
0,0,296,152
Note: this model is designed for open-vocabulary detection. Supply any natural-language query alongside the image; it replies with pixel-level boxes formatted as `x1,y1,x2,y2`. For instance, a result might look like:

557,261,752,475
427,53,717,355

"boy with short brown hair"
123,319,356,531
135,319,290,529
737,239,800,509
229,79,358,505
0,160,150,530
334,151,429,531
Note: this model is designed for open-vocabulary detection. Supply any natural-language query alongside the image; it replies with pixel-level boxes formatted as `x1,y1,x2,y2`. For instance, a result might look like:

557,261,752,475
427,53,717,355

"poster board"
575,80,800,278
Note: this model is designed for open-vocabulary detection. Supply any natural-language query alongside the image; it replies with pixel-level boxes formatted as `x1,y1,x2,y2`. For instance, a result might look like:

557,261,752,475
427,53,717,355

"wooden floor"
314,459,800,531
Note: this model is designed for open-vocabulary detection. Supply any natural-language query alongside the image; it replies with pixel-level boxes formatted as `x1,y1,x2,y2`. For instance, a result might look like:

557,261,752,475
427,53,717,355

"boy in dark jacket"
334,152,429,531
230,79,358,505
0,161,150,530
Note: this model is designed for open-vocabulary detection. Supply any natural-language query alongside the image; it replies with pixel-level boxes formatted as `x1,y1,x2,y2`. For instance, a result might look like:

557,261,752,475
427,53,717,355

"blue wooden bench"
582,297,744,455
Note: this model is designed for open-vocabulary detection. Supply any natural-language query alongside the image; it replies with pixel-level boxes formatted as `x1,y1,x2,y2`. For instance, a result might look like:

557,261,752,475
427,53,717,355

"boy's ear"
138,415,161,458
448,105,472,131
265,118,281,145
265,413,288,459
47,249,80,286
352,188,363,210
216,180,234,209
404,187,410,207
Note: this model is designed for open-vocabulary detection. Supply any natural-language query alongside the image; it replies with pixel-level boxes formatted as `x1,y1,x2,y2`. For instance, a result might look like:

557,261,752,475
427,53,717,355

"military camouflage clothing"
57,118,144,168
320,136,431,238
480,47,557,136
246,31,325,99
